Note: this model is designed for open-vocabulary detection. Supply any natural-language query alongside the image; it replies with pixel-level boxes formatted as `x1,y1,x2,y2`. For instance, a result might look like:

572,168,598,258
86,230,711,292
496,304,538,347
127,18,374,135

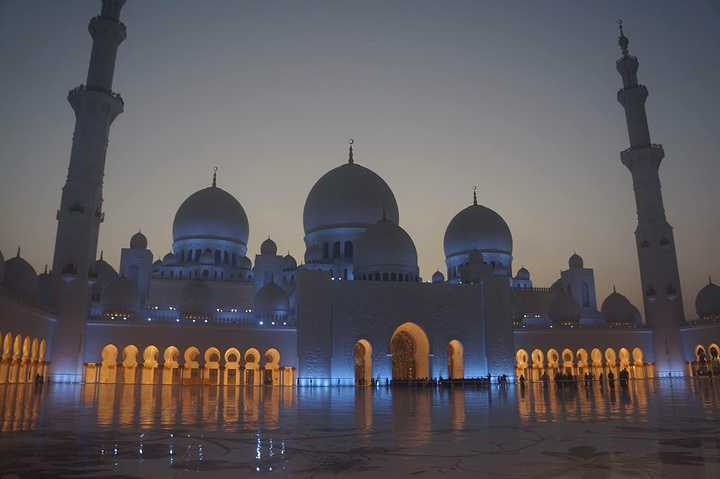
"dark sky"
1,0,718,315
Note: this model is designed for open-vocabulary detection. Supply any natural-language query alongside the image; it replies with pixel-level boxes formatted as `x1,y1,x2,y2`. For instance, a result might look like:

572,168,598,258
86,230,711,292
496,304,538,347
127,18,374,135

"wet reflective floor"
0,380,719,477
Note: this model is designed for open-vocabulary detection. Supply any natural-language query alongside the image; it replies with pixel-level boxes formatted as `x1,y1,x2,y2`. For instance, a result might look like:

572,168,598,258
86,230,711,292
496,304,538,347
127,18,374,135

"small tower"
49,0,127,381
616,22,685,375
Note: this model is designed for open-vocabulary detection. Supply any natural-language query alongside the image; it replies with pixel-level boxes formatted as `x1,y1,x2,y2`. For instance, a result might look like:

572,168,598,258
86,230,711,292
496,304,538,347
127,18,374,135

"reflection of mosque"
2,2,720,386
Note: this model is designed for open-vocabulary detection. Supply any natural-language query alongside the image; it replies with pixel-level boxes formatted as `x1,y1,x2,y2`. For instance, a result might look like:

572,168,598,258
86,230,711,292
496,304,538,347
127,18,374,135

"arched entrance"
390,322,430,380
163,346,180,384
245,348,260,385
354,339,372,385
447,340,464,379
263,349,280,385
515,349,529,380
99,344,118,383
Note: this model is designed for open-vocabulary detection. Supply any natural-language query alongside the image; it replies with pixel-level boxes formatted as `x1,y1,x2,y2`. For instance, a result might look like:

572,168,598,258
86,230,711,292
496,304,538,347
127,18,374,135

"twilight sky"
1,0,718,316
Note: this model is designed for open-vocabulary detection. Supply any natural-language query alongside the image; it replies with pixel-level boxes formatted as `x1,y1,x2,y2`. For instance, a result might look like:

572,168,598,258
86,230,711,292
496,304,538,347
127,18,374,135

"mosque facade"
1,1,719,387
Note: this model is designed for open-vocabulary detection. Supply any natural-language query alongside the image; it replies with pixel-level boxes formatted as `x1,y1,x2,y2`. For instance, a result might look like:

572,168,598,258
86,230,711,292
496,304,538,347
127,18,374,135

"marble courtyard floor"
0,380,719,478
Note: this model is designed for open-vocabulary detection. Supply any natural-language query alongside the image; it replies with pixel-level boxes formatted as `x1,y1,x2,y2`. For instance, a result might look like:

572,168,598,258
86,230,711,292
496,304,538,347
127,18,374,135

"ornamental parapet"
90,15,127,30
620,143,663,156
616,83,647,96
68,84,124,106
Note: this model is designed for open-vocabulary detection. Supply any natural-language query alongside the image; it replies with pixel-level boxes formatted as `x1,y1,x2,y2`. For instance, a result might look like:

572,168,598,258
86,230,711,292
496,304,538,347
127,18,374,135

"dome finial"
100,250,104,261
212,166,218,187
472,186,477,206
618,20,629,58
44,264,48,274
348,139,354,164
710,276,714,285
16,246,20,258
613,284,617,293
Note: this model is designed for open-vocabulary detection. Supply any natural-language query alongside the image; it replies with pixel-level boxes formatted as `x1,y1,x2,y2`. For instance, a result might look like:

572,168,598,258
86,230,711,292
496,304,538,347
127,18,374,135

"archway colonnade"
353,322,465,384
0,330,47,384
691,343,720,376
85,344,294,386
516,347,653,381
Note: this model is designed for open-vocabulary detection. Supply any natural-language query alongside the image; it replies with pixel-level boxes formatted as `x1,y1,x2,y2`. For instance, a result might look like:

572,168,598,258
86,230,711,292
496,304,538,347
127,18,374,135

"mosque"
1,1,719,387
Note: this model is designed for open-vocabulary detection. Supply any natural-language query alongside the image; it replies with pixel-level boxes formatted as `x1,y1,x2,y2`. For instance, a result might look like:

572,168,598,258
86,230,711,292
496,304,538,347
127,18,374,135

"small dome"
354,219,418,274
443,202,512,259
152,259,163,270
199,250,214,264
254,282,291,314
102,276,141,315
3,251,38,298
93,257,118,282
238,255,252,270
178,280,216,319
696,279,720,319
516,266,530,281
468,248,484,265
282,254,297,271
304,245,322,264
601,289,636,325
261,237,277,256
303,162,399,235
549,291,581,325
0,249,5,284
130,231,147,250
163,252,178,266
432,270,445,283
172,185,249,247
569,253,584,269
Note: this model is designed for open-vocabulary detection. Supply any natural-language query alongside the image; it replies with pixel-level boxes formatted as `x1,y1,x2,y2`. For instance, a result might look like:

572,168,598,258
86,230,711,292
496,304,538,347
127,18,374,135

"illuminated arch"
224,347,242,386
354,339,373,385
121,344,139,383
605,348,617,364
204,347,222,385
162,346,181,385
38,339,46,362
141,345,160,384
576,348,589,373
3,333,13,359
390,322,430,380
590,348,602,365
244,348,261,386
99,344,118,383
448,340,464,379
183,346,201,385
618,348,631,370
547,348,559,369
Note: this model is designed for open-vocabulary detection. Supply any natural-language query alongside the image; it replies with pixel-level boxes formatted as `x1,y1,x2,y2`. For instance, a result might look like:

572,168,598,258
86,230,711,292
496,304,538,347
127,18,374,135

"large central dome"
303,163,399,235
173,185,249,246
444,203,512,258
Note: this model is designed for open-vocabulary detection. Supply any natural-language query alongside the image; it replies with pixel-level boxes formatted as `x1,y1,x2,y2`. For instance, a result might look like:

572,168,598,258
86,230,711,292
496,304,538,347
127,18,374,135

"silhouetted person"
608,371,615,390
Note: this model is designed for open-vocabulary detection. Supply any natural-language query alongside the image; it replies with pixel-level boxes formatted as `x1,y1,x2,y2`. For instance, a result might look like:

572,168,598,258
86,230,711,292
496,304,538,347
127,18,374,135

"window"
383,273,389,281
582,282,590,307
214,250,221,263
195,249,202,261
375,272,380,281
232,252,237,266
322,242,329,259
333,242,341,258
391,273,397,281
224,251,229,264
203,270,209,278
344,241,353,258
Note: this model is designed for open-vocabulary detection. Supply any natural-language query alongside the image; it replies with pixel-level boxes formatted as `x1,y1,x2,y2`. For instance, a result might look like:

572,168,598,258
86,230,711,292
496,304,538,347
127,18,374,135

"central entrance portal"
391,331,416,380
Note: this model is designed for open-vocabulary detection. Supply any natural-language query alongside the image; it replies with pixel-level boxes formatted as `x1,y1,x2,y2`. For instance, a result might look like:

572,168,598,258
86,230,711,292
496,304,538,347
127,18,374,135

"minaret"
49,0,127,381
616,22,685,376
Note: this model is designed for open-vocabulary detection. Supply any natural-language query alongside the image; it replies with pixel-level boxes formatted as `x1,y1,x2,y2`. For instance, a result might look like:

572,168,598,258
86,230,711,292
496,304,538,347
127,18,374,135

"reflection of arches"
245,348,261,386
224,347,241,385
390,322,430,380
142,345,159,384
448,340,464,379
263,348,280,385
162,346,181,384
354,339,372,385
122,345,139,383
205,347,221,385
99,344,118,383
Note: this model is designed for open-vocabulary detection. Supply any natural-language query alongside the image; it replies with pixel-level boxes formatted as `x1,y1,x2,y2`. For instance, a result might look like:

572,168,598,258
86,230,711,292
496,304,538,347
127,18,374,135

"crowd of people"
517,369,633,391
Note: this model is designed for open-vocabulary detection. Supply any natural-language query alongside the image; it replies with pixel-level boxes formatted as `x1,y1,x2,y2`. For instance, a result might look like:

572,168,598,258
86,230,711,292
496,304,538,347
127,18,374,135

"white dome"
549,291,581,325
173,185,249,247
432,270,445,283
3,252,38,298
238,256,252,270
102,276,141,315
303,162,399,235
601,290,636,325
261,237,277,256
282,254,297,271
696,279,720,319
254,282,291,314
569,253,584,269
354,219,418,274
179,280,216,319
444,202,512,259
93,257,118,281
163,252,178,266
516,266,530,280
152,259,163,270
304,245,322,264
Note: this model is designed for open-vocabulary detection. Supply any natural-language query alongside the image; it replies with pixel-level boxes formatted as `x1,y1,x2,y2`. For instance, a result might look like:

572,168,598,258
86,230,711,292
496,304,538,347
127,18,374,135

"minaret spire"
472,186,478,206
616,24,685,376
212,166,218,187
49,0,127,382
348,139,354,164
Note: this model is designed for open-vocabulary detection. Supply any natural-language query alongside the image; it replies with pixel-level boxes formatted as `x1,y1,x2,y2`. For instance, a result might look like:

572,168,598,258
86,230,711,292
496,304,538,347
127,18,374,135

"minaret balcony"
60,264,78,283
68,84,124,107
620,143,663,156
